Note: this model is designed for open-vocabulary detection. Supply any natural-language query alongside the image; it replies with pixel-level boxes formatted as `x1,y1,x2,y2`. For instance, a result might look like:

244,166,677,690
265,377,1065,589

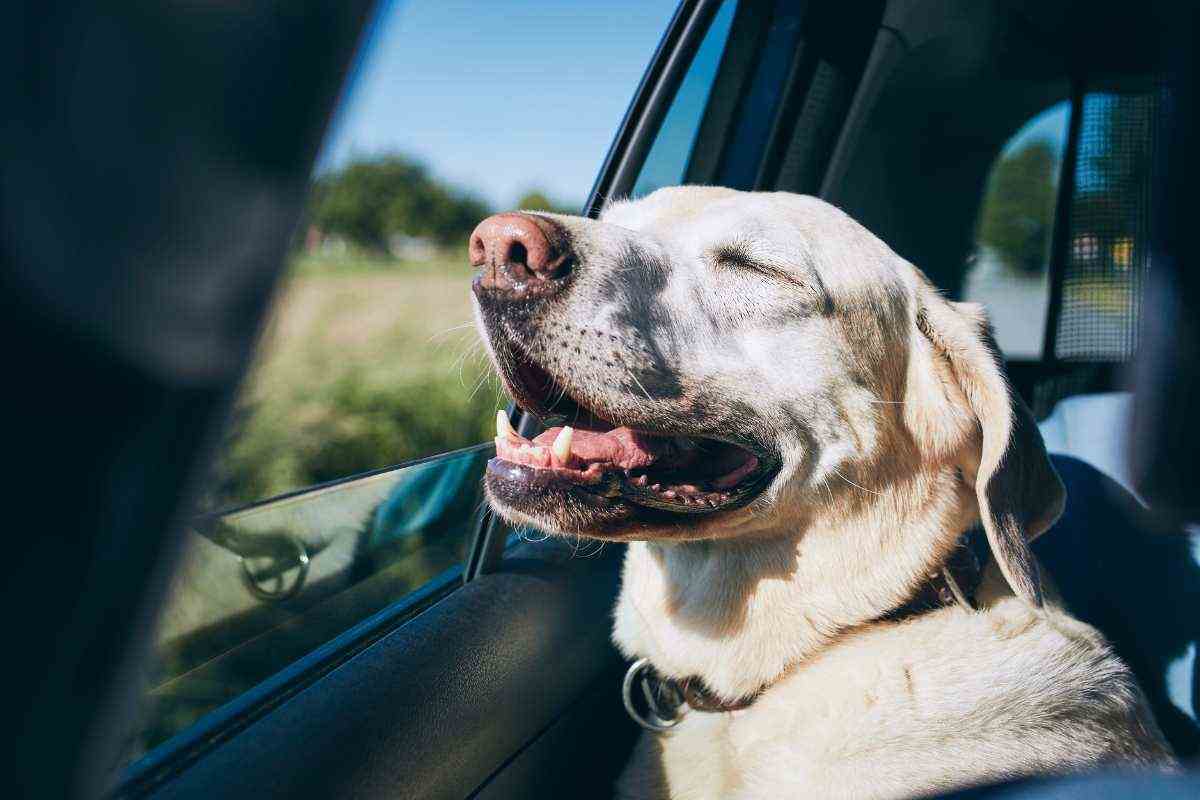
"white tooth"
496,410,514,439
552,426,574,462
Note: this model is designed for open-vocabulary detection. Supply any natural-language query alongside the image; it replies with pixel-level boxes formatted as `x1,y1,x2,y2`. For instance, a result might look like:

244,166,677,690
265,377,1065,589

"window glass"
141,445,489,761
633,0,738,197
123,0,677,773
716,0,804,188
963,101,1071,358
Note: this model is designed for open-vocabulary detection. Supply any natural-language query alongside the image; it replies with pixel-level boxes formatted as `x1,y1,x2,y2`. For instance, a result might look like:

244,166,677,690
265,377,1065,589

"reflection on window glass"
633,0,738,198
125,0,678,775
130,446,490,764
963,101,1070,358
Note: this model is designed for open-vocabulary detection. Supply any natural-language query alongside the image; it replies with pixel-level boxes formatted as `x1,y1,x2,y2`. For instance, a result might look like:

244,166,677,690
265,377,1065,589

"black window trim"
585,0,727,217
1042,79,1085,364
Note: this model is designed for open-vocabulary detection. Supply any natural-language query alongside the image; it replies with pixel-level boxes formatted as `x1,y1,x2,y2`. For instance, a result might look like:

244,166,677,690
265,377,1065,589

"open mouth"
488,356,774,515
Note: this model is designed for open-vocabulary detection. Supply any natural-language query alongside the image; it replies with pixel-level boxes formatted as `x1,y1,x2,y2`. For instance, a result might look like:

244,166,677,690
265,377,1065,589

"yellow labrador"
468,187,1174,799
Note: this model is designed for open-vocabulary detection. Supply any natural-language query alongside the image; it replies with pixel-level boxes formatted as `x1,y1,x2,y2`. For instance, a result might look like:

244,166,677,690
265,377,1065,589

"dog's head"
470,187,1064,606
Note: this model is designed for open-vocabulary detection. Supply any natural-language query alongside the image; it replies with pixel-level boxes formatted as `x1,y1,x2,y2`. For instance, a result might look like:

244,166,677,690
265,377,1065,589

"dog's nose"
469,212,571,294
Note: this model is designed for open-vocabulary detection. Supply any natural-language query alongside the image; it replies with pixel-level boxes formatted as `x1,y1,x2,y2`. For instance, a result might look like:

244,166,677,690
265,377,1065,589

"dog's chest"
622,630,958,800
617,601,1164,800
652,653,936,798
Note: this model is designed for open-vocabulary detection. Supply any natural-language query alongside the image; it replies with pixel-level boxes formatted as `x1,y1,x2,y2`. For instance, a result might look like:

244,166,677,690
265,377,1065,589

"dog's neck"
611,464,978,701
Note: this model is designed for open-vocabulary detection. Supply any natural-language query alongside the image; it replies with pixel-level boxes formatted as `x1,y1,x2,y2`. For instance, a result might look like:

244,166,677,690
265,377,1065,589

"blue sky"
1004,101,1070,162
318,0,1074,209
318,0,679,209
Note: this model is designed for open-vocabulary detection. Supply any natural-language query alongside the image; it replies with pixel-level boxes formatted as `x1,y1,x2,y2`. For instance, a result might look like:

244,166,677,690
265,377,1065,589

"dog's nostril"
468,233,487,267
507,241,528,266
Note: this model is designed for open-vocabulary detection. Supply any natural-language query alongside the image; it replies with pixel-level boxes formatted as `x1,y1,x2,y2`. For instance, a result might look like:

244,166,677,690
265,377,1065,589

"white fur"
473,187,1175,798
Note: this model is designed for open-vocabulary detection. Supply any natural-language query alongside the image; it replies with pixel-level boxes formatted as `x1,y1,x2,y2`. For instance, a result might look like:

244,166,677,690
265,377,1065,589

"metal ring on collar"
622,658,683,732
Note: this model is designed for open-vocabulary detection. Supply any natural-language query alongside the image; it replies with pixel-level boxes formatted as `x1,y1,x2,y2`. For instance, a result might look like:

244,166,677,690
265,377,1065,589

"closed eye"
710,242,833,312
712,243,757,271
711,244,806,287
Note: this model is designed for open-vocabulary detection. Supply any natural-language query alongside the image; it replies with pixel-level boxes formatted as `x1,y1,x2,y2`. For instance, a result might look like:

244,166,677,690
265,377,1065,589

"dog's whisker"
628,371,655,404
518,525,550,544
832,468,880,496
426,322,475,343
450,339,484,383
455,341,488,388
466,367,497,403
581,540,605,558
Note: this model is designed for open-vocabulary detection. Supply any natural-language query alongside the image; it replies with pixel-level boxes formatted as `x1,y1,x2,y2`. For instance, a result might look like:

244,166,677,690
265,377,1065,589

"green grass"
209,251,506,509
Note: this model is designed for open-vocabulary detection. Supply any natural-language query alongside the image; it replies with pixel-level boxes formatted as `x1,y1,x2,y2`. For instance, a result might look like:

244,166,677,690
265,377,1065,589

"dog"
468,186,1174,799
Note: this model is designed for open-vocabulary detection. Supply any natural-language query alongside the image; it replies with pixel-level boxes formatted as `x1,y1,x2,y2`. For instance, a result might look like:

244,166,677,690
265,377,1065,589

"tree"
516,189,577,215
976,140,1060,274
308,155,491,251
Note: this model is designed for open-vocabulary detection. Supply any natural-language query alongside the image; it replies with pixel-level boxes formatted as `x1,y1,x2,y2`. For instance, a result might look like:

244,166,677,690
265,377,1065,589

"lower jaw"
485,456,768,517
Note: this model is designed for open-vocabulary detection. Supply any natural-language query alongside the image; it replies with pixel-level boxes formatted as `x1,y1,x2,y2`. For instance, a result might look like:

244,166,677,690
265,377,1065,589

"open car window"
962,101,1071,359
120,0,678,774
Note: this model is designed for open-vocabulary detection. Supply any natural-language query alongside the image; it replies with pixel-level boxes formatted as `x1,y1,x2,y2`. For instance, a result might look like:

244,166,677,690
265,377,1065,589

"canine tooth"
552,425,573,462
496,410,514,439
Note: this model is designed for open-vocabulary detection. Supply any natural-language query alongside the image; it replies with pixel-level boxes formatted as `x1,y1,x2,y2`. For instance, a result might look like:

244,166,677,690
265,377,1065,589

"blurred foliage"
207,253,504,509
516,189,578,215
305,155,581,253
214,367,497,507
308,154,492,249
976,140,1059,274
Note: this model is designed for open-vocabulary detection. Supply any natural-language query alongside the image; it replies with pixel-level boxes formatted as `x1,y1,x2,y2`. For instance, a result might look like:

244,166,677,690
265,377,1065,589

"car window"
633,0,738,198
632,0,880,199
962,101,1071,359
121,0,677,773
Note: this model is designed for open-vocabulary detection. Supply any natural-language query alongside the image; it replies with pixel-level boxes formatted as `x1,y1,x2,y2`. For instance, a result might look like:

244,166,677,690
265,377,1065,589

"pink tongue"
532,426,668,469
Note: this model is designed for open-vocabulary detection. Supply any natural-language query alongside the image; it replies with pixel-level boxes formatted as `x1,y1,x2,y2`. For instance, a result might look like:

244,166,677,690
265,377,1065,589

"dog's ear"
916,290,1065,608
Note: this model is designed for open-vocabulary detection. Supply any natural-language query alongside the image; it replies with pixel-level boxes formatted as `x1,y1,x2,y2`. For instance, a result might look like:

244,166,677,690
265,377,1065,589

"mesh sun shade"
1054,90,1163,361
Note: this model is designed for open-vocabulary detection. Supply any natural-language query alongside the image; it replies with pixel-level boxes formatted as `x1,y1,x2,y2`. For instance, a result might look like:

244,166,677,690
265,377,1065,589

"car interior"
6,1,1198,798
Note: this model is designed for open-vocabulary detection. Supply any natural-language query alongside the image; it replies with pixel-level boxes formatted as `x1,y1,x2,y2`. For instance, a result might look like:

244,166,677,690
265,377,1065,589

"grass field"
209,252,506,509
